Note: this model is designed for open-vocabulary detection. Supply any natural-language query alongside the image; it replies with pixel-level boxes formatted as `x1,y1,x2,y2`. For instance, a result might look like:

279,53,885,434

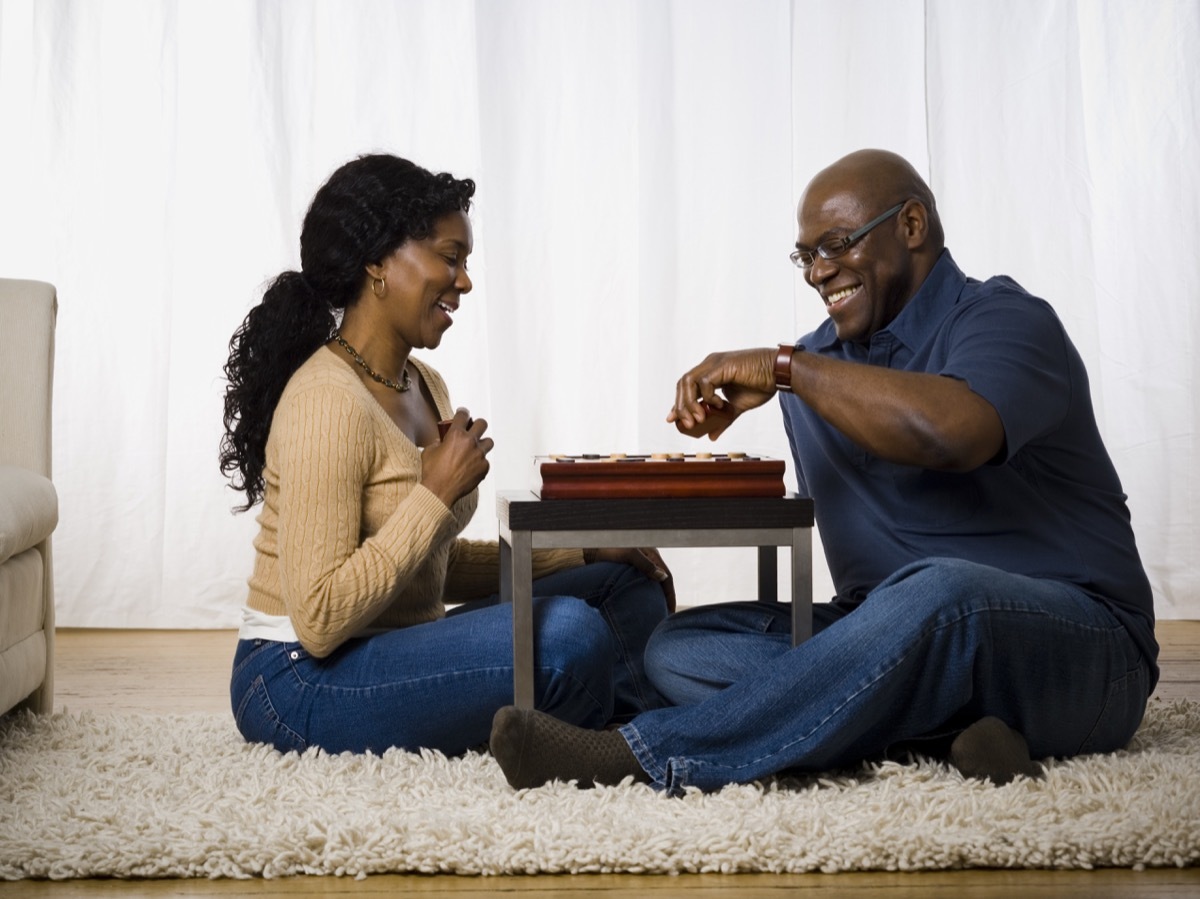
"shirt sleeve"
939,287,1074,462
271,381,457,656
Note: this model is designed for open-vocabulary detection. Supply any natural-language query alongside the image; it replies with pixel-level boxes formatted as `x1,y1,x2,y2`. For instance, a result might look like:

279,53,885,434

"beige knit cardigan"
245,346,579,657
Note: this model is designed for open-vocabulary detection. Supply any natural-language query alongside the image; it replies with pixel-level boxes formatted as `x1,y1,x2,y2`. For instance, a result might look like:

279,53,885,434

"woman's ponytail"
219,270,334,511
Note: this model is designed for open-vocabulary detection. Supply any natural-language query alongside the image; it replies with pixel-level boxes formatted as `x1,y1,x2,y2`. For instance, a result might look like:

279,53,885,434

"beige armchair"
0,278,57,716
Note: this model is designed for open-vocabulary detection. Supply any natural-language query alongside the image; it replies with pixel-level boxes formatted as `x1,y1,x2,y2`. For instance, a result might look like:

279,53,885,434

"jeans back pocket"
234,673,308,755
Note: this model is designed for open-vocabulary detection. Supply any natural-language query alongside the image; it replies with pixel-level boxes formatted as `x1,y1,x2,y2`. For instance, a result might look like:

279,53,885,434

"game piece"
674,400,737,439
437,417,474,440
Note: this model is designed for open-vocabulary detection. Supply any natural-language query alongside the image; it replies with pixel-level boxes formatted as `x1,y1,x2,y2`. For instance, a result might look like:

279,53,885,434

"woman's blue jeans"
230,562,667,755
623,557,1152,794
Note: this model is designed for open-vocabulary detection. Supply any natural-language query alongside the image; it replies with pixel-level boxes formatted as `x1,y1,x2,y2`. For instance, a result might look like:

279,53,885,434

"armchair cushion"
0,549,45,649
0,466,58,566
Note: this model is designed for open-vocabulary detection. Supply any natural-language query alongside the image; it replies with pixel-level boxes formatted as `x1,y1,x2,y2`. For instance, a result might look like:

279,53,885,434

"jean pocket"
234,674,308,754
1077,664,1148,755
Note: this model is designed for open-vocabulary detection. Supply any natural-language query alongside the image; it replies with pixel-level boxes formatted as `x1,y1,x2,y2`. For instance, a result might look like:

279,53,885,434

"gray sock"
949,716,1041,785
490,706,650,789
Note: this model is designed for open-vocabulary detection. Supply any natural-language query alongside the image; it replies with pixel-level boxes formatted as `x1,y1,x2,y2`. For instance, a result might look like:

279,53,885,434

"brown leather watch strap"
774,343,799,390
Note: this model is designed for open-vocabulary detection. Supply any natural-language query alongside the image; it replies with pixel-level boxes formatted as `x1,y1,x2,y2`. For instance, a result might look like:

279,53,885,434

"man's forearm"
786,352,1004,471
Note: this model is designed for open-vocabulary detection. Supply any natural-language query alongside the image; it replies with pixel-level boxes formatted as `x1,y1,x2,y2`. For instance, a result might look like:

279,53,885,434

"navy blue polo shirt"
780,250,1157,677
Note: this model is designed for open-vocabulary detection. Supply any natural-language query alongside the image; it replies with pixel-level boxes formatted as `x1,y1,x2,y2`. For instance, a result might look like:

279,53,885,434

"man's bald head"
804,149,944,251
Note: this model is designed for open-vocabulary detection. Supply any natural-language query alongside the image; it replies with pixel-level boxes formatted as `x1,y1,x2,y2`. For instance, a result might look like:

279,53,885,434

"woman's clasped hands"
421,407,493,507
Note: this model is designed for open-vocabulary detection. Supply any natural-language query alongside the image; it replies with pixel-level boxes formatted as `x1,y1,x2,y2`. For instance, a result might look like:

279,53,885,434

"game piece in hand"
437,418,474,440
675,401,737,439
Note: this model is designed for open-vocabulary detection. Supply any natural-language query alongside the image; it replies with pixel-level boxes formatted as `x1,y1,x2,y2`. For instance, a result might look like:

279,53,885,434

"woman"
220,154,670,755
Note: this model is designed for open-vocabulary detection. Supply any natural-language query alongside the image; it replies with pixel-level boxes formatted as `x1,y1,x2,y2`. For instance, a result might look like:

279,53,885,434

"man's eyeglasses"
789,202,906,269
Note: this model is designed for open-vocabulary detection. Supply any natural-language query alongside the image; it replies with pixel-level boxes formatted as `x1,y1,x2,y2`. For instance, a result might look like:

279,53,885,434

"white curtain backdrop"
0,0,1196,628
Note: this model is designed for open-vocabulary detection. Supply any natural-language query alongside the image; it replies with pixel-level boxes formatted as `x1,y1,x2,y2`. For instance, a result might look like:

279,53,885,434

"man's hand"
667,348,777,440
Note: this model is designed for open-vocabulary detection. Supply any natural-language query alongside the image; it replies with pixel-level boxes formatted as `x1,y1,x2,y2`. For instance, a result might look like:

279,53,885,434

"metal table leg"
791,525,813,644
500,529,536,709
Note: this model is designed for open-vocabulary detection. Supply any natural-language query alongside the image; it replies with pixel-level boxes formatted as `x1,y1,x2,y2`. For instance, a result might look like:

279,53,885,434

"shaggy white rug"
2,699,1198,880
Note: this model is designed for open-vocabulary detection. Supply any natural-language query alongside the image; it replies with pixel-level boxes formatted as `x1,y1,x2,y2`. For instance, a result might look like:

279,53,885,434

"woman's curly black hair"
219,154,475,511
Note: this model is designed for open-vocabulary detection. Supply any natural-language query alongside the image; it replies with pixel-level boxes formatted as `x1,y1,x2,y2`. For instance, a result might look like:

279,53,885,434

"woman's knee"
582,562,670,622
531,596,614,722
534,595,613,666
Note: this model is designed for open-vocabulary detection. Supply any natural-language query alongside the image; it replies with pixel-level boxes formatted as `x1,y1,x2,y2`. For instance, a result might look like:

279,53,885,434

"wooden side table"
497,491,815,709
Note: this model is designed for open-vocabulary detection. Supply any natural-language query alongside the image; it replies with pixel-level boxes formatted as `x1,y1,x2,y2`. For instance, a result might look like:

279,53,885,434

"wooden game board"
536,453,786,499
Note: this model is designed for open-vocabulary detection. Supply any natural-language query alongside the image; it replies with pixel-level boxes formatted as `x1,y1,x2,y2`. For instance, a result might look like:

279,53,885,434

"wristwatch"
774,343,802,391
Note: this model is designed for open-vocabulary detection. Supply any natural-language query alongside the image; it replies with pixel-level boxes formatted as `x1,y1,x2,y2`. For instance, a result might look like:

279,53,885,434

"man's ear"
901,200,930,250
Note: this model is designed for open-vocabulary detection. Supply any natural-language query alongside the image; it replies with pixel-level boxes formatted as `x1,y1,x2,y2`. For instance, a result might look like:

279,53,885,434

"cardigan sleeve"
442,539,584,603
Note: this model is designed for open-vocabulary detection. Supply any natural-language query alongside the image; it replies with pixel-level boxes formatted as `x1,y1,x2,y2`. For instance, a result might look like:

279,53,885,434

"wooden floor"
5,622,1200,897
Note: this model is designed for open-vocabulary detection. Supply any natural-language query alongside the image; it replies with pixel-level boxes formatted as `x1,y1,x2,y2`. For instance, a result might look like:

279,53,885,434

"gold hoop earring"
371,276,386,298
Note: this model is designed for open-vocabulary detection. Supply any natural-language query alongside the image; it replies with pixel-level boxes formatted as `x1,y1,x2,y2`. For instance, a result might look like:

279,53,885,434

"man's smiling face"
795,180,920,345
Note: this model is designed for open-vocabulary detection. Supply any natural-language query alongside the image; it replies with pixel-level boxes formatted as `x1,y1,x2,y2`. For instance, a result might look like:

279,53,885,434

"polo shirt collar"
883,250,965,351
807,249,965,353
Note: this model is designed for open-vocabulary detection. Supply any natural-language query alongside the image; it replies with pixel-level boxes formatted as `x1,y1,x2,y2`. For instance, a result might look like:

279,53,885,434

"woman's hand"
584,546,677,612
420,408,494,507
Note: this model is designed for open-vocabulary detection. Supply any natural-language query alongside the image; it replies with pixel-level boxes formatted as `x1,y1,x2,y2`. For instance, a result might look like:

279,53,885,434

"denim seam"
284,659,610,721
1076,664,1145,754
620,722,668,785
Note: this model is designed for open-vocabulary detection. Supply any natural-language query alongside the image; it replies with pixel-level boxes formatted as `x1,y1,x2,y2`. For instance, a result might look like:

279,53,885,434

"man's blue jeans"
230,562,666,755
622,557,1152,794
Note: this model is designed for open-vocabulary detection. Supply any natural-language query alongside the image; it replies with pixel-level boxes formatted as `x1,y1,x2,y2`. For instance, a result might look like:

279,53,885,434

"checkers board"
537,452,786,500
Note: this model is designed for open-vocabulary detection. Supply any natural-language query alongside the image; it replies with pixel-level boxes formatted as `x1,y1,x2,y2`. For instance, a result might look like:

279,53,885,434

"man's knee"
644,603,782,673
641,612,733,704
873,557,1008,608
643,616,699,681
643,603,793,705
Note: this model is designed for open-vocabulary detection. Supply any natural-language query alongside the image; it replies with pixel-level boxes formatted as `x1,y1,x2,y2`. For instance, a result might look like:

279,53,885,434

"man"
489,149,1158,794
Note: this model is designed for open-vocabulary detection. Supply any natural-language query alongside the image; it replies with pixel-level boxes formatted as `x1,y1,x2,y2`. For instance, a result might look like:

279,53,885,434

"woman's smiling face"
378,210,474,351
